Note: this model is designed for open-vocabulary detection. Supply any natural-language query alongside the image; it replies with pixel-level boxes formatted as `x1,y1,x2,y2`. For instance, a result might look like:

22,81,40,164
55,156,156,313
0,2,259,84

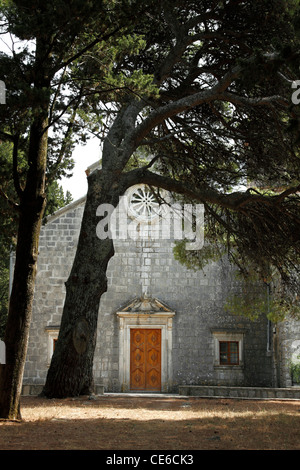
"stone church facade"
22,175,300,395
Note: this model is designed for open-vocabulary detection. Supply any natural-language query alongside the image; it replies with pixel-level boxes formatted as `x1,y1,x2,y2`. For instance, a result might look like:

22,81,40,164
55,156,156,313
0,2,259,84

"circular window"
126,185,170,223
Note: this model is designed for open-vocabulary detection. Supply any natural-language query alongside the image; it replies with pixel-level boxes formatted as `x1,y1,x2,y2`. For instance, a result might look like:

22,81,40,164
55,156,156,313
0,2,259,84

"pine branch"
0,187,19,212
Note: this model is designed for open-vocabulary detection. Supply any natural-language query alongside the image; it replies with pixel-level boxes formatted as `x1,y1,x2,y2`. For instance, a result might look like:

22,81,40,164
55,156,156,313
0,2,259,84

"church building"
22,164,300,398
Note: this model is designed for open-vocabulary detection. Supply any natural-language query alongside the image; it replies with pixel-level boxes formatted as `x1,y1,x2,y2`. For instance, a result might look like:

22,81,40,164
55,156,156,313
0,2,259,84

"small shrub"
290,358,300,384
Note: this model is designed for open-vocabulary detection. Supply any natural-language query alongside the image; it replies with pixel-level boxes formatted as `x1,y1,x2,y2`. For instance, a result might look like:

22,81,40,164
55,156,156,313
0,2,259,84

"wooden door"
130,329,161,391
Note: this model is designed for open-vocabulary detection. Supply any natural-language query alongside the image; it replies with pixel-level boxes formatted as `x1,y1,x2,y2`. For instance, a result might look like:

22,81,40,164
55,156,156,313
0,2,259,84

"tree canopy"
73,0,300,299
2,1,298,292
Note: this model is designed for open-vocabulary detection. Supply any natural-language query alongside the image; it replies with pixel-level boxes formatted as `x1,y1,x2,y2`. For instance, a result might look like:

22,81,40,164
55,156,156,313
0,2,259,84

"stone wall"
275,318,300,387
24,193,276,392
93,227,273,391
24,198,85,385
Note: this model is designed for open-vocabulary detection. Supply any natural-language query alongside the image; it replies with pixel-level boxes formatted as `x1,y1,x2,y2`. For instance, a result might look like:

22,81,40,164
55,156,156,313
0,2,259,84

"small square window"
219,341,239,365
212,330,244,368
45,327,59,365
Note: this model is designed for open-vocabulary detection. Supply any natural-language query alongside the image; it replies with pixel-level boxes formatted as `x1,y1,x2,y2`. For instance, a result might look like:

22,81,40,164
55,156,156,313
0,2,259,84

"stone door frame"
116,308,175,393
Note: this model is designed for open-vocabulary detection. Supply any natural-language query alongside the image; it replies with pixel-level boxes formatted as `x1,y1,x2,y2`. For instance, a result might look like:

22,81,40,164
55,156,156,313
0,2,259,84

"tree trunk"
0,201,45,419
0,68,49,418
0,108,48,418
42,169,118,397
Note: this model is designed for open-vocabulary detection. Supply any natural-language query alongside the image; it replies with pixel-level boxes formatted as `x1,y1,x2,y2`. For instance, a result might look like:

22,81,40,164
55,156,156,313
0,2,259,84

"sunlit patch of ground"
0,395,299,450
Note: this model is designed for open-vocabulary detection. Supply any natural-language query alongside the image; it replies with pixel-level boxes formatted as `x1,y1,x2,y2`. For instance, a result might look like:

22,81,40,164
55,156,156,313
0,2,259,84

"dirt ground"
0,394,300,451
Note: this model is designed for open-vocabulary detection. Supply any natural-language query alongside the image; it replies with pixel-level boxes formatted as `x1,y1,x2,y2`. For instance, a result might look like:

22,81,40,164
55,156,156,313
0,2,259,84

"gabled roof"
43,195,87,224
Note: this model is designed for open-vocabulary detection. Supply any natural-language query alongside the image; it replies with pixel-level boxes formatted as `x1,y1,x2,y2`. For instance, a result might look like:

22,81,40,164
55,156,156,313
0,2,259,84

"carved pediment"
117,294,175,315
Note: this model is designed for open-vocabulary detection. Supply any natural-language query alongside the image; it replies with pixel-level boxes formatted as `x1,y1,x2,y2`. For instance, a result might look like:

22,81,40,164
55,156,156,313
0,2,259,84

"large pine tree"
42,1,300,398
0,0,146,419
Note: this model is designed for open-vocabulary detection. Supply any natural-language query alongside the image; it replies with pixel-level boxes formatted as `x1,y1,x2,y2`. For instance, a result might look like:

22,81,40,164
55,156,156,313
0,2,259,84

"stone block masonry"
23,191,298,394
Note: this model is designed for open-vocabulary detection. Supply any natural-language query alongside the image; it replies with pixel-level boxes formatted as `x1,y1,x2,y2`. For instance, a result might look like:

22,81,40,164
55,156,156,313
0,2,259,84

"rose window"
126,185,169,223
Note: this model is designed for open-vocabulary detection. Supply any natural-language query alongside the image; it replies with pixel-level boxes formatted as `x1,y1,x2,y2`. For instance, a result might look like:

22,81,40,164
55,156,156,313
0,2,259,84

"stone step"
21,383,105,396
178,385,300,400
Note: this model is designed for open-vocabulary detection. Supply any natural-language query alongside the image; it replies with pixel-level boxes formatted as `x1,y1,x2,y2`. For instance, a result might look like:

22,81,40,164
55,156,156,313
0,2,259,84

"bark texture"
0,113,48,419
0,35,50,418
0,205,44,419
42,170,120,397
